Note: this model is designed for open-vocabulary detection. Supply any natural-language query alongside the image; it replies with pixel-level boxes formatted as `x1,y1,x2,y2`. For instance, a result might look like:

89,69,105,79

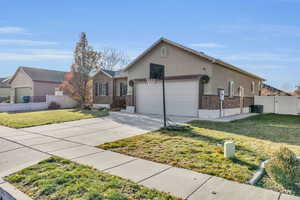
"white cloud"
0,49,72,61
0,39,58,46
0,26,26,34
190,43,224,48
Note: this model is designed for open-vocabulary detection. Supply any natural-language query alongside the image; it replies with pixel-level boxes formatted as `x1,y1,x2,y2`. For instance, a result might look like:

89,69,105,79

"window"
98,83,108,96
251,81,255,93
95,83,99,96
120,82,127,96
229,81,234,97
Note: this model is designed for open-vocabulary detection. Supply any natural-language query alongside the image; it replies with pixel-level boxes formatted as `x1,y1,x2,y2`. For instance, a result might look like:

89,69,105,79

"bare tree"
100,47,130,70
292,86,300,96
61,32,101,107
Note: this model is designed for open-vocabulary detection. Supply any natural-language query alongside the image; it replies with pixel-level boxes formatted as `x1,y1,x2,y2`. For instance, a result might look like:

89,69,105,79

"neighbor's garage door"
136,80,199,117
15,87,32,103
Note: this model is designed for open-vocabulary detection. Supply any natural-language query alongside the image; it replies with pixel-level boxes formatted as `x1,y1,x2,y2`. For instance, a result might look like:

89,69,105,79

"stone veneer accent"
201,95,254,109
126,95,134,106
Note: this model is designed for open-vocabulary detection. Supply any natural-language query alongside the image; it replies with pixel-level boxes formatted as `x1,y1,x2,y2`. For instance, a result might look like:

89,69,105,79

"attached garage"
136,80,199,117
15,87,32,103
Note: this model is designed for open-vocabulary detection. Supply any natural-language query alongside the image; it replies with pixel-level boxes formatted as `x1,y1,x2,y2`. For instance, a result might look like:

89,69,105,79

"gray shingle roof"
21,67,66,83
0,77,10,88
101,69,116,77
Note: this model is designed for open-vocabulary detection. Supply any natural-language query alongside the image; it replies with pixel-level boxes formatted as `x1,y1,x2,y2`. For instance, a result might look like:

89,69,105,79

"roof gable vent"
160,46,168,57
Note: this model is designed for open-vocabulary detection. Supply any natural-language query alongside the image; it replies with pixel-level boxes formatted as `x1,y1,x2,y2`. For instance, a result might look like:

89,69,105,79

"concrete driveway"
19,112,195,146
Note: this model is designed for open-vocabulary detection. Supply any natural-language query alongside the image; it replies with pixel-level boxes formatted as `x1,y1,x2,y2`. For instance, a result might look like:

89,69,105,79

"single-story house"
93,38,265,118
0,77,11,98
9,66,66,103
92,69,128,109
261,83,291,96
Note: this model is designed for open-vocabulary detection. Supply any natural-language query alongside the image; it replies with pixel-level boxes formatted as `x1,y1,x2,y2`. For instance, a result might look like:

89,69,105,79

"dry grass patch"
0,109,108,128
5,157,179,200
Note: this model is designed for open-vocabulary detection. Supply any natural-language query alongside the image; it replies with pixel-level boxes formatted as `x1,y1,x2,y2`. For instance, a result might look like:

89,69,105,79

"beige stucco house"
9,67,66,103
123,38,265,118
0,77,11,101
91,38,265,118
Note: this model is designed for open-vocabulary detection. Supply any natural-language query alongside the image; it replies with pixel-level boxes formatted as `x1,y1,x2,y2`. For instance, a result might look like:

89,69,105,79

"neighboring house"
291,86,300,96
121,38,265,118
261,83,291,96
0,77,11,98
9,66,66,103
92,69,128,109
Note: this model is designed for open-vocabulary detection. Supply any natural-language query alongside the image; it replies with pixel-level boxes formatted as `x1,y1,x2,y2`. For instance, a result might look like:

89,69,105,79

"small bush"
98,107,109,112
83,105,92,110
265,147,299,189
48,102,61,110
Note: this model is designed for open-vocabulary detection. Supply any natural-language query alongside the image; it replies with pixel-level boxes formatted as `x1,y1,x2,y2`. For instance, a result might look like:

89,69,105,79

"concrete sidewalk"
0,113,299,200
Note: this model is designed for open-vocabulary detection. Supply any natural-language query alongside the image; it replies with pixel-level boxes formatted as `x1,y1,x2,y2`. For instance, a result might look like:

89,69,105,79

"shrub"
83,104,92,110
48,102,61,110
265,147,299,189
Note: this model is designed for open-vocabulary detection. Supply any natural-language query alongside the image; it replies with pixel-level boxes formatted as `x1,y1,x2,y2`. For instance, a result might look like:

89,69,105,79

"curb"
248,155,300,185
0,181,32,200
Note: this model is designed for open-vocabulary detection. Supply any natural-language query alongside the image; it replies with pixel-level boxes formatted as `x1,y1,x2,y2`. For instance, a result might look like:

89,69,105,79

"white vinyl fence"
46,95,77,109
0,95,77,112
254,96,300,115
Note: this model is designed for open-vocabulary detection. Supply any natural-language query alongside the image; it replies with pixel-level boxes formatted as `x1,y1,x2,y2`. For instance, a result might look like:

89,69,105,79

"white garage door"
136,80,198,117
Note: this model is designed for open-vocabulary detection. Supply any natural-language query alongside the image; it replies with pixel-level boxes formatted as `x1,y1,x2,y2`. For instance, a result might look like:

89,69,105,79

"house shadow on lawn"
188,114,300,147
70,109,109,117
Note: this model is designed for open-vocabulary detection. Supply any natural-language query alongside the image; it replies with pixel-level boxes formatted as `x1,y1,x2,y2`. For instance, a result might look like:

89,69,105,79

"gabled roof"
102,69,116,77
262,83,291,96
10,66,66,84
93,69,127,79
124,37,265,81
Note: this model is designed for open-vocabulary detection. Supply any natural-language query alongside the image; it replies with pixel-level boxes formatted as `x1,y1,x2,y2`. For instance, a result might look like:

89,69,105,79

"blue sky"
0,0,300,91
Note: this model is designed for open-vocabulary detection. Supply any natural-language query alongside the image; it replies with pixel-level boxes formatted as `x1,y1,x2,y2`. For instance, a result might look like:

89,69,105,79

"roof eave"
124,37,265,81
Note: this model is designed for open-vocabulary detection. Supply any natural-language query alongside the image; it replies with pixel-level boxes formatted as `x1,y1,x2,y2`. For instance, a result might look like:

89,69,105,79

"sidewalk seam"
102,158,139,171
137,166,173,184
277,193,282,200
185,176,213,200
70,151,106,160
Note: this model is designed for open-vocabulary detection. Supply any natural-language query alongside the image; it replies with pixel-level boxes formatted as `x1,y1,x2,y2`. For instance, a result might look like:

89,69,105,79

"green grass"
0,109,108,128
256,174,300,197
5,157,179,200
98,114,300,183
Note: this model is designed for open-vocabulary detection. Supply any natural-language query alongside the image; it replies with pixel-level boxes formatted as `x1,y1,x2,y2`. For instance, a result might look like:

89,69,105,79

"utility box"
224,141,235,158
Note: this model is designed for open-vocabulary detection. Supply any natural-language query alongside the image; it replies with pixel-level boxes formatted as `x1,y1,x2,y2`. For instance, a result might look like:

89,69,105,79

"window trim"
229,81,234,97
120,82,127,96
239,86,244,97
95,82,99,96
251,81,255,94
99,83,108,96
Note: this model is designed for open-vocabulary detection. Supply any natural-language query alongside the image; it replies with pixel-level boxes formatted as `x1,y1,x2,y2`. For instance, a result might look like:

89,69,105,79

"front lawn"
99,114,300,184
0,109,108,128
5,157,179,200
